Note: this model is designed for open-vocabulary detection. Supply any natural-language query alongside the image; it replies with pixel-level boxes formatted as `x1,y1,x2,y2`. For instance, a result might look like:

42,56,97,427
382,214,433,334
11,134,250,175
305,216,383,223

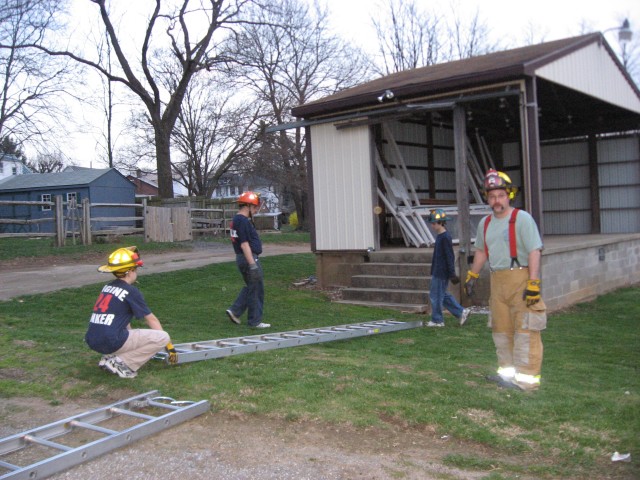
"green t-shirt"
473,209,543,270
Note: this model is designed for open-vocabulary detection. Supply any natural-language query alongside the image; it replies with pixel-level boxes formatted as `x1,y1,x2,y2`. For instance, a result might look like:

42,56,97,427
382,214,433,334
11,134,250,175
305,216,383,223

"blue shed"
0,167,136,234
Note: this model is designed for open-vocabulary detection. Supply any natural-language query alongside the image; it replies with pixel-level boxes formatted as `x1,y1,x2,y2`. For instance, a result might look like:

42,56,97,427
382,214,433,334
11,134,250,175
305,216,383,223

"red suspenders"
483,208,521,268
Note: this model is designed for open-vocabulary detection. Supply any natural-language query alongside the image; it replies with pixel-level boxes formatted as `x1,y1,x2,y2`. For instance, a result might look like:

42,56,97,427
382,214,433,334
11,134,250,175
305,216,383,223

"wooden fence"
0,197,230,246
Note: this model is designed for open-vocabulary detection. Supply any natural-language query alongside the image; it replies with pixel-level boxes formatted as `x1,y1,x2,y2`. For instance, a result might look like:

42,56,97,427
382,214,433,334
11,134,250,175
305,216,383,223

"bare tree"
0,0,74,155
227,0,370,229
171,75,265,197
371,0,443,75
26,150,65,172
446,3,498,60
371,0,499,74
10,0,253,199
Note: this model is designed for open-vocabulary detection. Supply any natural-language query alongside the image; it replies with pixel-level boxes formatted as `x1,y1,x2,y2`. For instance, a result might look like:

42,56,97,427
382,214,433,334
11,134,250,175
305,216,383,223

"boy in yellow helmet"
85,246,177,378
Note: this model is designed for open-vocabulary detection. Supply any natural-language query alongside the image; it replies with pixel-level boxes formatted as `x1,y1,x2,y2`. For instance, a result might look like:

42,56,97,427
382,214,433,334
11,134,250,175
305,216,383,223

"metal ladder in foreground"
0,391,209,480
155,319,423,364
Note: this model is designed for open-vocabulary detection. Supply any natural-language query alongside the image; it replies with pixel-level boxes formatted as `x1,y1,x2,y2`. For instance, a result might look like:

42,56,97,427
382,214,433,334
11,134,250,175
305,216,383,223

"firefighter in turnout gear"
465,170,546,391
85,247,177,378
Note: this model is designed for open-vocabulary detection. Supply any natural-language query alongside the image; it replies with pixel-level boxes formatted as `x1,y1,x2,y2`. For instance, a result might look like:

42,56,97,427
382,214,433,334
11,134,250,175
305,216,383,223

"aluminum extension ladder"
155,319,423,364
0,391,209,480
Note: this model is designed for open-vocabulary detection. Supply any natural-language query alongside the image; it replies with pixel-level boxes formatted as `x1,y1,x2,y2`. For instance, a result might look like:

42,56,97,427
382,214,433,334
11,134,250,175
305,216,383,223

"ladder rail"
156,319,424,365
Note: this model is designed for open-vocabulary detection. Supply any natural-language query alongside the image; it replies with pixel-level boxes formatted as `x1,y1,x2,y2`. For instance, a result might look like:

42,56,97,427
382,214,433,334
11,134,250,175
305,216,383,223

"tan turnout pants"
489,268,546,377
114,329,169,372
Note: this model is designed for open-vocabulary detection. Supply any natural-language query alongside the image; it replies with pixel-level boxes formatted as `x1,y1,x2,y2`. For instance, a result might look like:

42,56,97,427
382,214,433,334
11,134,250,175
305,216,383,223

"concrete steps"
335,250,433,311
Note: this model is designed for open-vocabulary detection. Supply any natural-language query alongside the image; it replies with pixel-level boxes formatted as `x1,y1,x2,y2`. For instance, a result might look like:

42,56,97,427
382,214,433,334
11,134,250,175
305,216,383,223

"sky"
324,0,638,48
61,0,639,169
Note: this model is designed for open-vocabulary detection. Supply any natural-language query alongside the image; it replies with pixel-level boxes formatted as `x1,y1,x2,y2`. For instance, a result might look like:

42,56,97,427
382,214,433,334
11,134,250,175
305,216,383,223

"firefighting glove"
247,263,261,283
523,279,541,306
464,271,479,297
166,343,178,364
450,275,460,285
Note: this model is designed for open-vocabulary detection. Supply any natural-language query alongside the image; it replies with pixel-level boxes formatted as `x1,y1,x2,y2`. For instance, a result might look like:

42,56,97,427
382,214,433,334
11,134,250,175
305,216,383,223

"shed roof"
0,168,124,192
291,33,640,140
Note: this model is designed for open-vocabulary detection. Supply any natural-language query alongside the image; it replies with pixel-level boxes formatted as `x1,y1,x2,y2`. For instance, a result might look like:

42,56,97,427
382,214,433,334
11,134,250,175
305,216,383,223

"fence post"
55,195,64,247
142,198,149,243
82,197,92,245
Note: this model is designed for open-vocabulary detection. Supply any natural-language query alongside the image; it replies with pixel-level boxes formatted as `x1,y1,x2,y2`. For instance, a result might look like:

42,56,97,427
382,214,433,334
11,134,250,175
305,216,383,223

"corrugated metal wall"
598,137,640,233
383,120,456,201
540,142,591,234
515,135,640,234
310,123,375,250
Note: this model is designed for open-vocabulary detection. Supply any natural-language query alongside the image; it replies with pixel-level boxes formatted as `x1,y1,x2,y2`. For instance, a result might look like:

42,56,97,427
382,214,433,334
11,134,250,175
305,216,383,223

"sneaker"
226,309,241,325
426,321,444,327
98,355,114,370
103,356,138,379
253,322,271,329
459,308,471,326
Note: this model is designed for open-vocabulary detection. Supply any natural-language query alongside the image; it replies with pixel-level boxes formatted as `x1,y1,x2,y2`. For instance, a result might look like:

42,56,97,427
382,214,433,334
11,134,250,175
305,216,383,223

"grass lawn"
0,237,637,479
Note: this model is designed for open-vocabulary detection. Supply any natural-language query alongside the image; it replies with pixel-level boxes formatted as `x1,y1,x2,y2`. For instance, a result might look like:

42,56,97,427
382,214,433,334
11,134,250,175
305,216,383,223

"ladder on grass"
155,319,423,365
0,391,209,480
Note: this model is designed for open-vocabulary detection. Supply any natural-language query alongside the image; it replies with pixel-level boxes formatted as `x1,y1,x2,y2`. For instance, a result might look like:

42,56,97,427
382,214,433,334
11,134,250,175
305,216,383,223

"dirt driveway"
0,242,309,301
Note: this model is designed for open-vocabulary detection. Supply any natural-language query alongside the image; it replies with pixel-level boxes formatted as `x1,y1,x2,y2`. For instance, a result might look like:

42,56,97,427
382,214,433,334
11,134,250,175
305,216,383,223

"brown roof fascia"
292,34,601,119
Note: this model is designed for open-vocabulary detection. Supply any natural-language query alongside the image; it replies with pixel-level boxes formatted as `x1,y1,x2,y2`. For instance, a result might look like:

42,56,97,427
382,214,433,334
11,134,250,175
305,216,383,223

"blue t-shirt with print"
85,279,152,354
230,213,262,256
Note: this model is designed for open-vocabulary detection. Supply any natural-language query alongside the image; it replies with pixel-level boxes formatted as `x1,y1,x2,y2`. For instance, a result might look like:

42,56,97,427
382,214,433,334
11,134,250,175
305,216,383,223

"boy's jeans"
429,276,463,324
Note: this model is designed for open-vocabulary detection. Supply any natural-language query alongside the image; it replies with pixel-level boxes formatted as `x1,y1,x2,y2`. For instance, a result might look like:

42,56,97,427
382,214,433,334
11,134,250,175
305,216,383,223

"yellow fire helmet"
483,169,518,200
98,246,144,274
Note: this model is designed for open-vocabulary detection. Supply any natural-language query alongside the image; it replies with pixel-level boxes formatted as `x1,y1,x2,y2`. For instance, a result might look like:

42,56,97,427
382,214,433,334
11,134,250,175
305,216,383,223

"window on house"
12,165,17,175
67,192,78,206
41,194,52,211
0,162,3,173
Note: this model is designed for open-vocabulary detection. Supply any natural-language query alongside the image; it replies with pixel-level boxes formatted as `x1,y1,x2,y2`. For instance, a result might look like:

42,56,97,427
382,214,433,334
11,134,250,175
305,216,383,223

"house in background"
0,167,135,234
212,172,291,213
126,170,160,198
0,154,32,181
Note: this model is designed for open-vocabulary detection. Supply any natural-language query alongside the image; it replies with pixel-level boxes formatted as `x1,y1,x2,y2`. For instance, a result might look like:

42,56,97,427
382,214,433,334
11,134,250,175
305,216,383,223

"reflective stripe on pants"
489,268,544,377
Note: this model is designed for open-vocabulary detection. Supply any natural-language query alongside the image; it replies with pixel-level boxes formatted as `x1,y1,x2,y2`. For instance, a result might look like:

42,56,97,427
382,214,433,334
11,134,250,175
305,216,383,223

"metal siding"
536,42,640,114
540,143,588,167
384,121,432,200
311,123,374,250
502,143,520,167
544,211,591,234
539,142,591,234
597,136,640,233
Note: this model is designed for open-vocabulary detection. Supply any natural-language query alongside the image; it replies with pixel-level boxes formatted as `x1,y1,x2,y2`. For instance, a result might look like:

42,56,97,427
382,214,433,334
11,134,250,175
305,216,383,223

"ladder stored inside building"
0,391,209,480
155,319,423,364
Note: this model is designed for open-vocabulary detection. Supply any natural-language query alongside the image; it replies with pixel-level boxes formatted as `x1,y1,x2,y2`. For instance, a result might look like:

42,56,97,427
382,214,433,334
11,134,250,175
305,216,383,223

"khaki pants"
115,329,169,372
489,268,545,377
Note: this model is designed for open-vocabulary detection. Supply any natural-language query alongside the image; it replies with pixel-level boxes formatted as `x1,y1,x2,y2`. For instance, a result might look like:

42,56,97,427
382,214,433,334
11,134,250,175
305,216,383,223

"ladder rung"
109,407,155,420
0,459,19,471
23,435,73,451
191,344,221,350
68,420,118,436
